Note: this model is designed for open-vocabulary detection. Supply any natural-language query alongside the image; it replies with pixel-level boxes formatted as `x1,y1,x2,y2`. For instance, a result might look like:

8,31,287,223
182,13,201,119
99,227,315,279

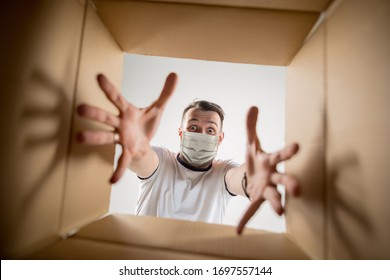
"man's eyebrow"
207,121,218,127
188,118,219,128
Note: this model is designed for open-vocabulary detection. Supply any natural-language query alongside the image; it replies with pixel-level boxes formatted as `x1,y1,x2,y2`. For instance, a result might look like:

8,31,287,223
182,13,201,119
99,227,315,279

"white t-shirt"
135,146,238,224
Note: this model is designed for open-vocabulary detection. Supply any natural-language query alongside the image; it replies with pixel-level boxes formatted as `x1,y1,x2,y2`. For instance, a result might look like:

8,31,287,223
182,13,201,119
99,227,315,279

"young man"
77,73,300,234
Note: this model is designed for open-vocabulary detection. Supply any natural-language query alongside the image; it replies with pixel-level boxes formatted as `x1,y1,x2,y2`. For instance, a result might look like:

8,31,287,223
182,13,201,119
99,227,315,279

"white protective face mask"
180,131,219,167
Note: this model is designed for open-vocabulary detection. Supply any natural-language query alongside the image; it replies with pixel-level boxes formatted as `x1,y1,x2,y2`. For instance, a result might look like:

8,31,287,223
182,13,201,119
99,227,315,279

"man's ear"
178,127,183,139
218,131,224,145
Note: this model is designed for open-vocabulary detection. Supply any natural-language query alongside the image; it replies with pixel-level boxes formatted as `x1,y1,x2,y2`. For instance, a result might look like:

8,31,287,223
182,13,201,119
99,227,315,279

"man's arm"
76,73,178,182
127,145,159,179
225,107,300,234
225,164,247,197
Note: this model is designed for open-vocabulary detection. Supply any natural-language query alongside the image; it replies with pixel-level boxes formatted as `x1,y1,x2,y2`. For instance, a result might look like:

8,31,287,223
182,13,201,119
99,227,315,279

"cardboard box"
1,0,389,259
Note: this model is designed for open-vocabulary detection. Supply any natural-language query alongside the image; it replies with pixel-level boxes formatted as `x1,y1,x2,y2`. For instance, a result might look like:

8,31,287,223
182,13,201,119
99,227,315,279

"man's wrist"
241,172,251,200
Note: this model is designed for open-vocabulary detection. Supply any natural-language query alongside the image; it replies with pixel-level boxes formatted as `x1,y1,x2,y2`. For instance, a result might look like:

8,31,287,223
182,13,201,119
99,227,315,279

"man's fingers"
271,173,300,196
246,107,263,153
77,130,116,145
246,106,258,145
97,74,129,113
77,104,120,128
110,150,132,184
245,142,256,176
239,152,270,235
269,143,299,165
236,198,263,235
263,187,284,215
154,73,178,109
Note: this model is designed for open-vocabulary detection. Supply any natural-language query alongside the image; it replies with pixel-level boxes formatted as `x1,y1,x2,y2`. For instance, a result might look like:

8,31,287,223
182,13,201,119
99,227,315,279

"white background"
109,54,287,232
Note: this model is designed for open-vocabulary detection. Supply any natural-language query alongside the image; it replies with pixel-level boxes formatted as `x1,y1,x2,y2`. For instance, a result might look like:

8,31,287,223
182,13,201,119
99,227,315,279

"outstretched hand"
236,107,300,234
77,73,178,183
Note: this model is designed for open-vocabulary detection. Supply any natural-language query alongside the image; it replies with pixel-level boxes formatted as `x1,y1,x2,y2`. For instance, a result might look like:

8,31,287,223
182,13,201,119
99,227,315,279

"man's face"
178,108,224,145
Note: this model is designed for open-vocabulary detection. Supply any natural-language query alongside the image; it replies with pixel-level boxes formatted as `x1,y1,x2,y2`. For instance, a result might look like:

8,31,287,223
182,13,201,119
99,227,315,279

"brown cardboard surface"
285,144,326,259
93,0,319,66
32,238,220,260
68,214,309,259
285,23,326,259
326,0,390,259
0,0,84,259
3,0,389,261
140,0,333,12
60,0,124,235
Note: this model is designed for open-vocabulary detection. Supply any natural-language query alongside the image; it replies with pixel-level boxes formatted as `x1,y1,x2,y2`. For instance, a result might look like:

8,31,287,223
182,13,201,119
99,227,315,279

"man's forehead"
185,108,221,126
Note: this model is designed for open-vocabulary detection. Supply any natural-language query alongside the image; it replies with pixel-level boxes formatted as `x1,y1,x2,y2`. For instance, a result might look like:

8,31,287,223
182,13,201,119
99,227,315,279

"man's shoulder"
212,158,239,170
151,146,177,160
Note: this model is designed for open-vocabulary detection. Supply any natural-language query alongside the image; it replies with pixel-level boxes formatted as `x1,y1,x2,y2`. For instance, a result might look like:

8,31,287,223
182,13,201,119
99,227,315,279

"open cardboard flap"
32,214,309,259
92,0,321,66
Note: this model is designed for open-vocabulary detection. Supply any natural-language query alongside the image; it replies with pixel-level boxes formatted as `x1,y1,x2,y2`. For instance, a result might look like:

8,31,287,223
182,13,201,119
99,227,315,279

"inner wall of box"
285,0,390,259
0,0,123,259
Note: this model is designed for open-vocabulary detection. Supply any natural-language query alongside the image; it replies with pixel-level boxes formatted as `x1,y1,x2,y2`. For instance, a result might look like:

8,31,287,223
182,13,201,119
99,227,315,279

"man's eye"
207,128,215,134
189,126,197,131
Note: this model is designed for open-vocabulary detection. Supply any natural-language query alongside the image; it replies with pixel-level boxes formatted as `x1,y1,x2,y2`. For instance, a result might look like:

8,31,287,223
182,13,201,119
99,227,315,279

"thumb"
246,106,263,153
154,72,178,109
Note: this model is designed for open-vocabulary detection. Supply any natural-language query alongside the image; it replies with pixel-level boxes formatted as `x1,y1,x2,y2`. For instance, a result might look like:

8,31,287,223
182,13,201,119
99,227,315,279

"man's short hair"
181,100,225,129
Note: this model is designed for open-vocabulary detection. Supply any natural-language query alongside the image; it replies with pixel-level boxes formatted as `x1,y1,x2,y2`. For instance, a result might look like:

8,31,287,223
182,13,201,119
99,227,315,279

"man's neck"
177,153,212,171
